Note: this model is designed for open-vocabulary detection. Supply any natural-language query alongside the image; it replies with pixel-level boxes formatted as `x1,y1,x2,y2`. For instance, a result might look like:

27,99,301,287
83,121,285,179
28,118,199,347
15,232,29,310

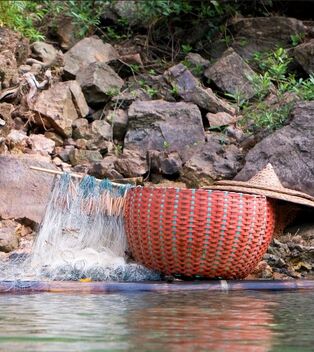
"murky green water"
0,290,313,351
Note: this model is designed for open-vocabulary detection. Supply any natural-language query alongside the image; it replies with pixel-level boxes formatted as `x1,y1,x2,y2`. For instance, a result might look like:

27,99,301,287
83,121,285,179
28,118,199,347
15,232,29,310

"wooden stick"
30,166,143,186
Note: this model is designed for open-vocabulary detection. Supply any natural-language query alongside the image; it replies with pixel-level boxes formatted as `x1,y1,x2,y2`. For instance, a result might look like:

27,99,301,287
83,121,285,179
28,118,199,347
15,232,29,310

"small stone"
206,112,239,127
115,149,148,177
88,155,123,179
29,134,55,155
44,131,64,147
69,148,103,166
91,120,112,141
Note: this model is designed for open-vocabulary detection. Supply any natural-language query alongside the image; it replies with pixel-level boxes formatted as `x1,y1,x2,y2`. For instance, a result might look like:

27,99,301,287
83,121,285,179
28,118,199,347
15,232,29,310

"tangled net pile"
0,174,160,282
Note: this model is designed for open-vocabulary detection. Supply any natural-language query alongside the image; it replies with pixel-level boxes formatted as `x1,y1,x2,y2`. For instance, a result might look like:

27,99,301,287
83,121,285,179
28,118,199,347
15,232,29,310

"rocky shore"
0,7,313,279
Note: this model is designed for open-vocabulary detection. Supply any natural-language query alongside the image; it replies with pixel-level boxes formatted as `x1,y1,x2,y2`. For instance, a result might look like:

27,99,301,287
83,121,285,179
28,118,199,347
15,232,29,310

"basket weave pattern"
124,188,276,279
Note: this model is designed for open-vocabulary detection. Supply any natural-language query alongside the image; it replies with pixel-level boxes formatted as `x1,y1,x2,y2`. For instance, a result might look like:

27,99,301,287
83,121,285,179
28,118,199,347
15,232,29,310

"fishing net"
0,173,160,282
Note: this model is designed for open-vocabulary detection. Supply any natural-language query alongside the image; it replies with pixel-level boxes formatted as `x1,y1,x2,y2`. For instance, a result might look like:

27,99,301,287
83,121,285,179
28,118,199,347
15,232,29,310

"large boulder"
293,39,314,74
76,62,124,105
235,101,314,197
0,155,57,224
205,48,257,100
231,17,306,60
125,100,205,161
32,81,89,137
63,37,119,77
164,63,235,114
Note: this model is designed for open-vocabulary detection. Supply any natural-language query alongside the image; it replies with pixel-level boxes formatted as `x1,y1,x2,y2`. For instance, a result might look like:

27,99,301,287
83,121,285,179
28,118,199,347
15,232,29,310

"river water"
0,290,313,351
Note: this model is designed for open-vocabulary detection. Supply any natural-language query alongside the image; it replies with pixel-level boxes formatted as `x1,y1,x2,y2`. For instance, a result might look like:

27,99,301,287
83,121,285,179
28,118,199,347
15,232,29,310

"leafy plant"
0,0,45,41
181,43,192,54
290,33,304,47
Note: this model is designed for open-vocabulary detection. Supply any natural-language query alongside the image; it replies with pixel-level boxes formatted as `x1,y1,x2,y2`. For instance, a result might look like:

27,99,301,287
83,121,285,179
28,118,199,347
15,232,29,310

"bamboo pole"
0,280,313,294
30,166,143,186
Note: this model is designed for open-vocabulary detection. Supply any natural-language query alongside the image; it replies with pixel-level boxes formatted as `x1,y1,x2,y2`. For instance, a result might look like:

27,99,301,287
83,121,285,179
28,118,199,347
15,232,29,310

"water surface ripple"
0,290,313,351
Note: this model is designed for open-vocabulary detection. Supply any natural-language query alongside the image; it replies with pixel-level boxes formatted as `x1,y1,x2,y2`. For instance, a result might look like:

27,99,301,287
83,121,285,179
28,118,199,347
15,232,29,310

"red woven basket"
124,187,276,279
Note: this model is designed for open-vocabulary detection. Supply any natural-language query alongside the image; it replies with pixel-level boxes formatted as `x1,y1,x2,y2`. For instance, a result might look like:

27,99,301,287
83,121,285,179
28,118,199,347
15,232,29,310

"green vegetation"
0,0,44,41
226,48,314,130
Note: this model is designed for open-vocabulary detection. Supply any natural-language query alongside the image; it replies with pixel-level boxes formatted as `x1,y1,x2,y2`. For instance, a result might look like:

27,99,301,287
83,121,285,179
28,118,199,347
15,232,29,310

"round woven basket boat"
124,187,276,279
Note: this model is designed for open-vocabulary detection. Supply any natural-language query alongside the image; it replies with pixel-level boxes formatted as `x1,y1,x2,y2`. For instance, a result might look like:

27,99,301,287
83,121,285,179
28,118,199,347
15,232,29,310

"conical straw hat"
205,163,314,208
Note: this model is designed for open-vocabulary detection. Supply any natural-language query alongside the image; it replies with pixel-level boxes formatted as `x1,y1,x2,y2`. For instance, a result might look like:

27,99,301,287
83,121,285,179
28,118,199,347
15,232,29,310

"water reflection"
128,292,276,352
0,291,313,351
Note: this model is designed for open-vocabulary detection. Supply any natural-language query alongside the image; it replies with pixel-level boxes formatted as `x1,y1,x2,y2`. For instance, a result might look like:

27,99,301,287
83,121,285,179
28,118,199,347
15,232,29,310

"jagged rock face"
293,39,314,74
0,220,19,252
164,63,235,114
125,100,205,162
32,81,89,137
0,103,14,137
76,62,124,105
205,48,257,100
0,155,56,224
105,109,128,141
231,17,306,60
0,28,29,89
235,101,314,197
63,37,119,78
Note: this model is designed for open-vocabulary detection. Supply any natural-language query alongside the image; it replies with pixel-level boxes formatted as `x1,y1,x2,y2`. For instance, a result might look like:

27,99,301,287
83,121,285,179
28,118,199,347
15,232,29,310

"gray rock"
205,48,257,100
32,81,89,137
69,149,103,166
0,220,19,252
29,134,55,156
72,118,92,140
115,149,148,177
231,17,306,60
164,63,235,114
206,112,239,128
29,41,58,66
181,136,244,187
64,37,119,77
56,145,74,163
76,62,124,105
0,155,56,223
88,155,123,179
184,52,210,75
235,101,314,197
106,109,128,140
111,88,151,109
91,120,112,141
148,150,183,176
293,39,314,74
126,100,205,162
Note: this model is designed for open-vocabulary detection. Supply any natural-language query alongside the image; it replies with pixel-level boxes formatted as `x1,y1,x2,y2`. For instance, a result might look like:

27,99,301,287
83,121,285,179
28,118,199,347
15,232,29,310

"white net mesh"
0,174,160,282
